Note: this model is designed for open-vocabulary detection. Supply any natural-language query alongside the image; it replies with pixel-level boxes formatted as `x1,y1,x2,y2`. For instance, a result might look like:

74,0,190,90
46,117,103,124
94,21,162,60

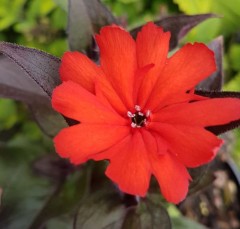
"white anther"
131,122,137,128
138,112,144,116
135,105,141,111
146,110,151,117
127,111,135,118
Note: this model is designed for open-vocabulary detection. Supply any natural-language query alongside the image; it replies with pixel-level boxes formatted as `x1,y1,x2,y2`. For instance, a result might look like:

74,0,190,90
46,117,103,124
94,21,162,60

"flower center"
127,105,151,128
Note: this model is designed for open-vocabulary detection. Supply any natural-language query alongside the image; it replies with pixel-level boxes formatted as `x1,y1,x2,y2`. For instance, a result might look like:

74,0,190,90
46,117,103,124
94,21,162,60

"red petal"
153,98,240,127
149,152,191,204
141,129,190,203
136,22,170,108
96,25,137,109
60,52,104,93
105,131,151,197
54,124,130,164
149,123,223,167
52,81,127,125
96,76,128,115
145,43,216,111
92,135,131,161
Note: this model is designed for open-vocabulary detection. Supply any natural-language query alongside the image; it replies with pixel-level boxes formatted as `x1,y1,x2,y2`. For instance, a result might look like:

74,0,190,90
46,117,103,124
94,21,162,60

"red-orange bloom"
52,22,240,204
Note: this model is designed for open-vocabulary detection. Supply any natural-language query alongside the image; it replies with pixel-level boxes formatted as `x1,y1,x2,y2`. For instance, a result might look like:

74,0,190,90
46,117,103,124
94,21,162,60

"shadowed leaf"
121,208,141,229
0,42,67,136
29,168,89,229
131,14,217,50
0,42,61,97
188,164,213,195
0,145,56,229
33,154,73,180
0,55,48,104
74,190,126,229
197,36,223,91
122,198,171,229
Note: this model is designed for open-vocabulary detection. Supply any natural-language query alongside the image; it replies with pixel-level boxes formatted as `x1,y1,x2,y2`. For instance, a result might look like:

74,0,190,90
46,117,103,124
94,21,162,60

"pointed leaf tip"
130,14,218,50
67,0,117,53
0,42,61,98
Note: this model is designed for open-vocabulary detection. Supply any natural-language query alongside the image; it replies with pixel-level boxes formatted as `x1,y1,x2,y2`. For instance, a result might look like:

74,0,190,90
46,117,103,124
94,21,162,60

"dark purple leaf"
68,0,93,52
0,43,67,136
0,146,57,229
74,190,126,229
0,42,61,97
83,0,118,31
188,164,214,195
122,198,171,229
29,103,67,137
67,0,117,53
0,55,48,104
33,154,73,180
130,14,217,50
196,90,240,135
29,169,88,229
121,208,141,229
197,36,223,91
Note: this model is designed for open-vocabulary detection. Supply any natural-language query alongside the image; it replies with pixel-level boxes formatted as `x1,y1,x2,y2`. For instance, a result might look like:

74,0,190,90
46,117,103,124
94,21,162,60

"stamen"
127,111,135,118
138,112,144,116
135,105,141,111
131,122,137,128
146,110,151,117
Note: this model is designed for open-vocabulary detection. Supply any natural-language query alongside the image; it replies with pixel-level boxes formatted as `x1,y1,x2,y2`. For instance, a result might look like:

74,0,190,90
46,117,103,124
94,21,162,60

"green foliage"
102,0,179,28
174,0,240,42
0,99,18,130
0,0,67,57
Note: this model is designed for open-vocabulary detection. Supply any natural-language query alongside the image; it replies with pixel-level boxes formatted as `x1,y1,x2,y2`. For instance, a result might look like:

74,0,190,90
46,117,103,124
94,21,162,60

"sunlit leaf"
229,43,240,72
168,205,208,229
171,216,208,229
0,99,18,130
224,72,240,91
174,0,240,41
53,0,68,12
0,0,27,30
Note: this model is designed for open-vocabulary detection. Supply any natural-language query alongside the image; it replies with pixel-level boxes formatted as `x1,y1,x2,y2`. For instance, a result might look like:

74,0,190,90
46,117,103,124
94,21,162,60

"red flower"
52,22,240,204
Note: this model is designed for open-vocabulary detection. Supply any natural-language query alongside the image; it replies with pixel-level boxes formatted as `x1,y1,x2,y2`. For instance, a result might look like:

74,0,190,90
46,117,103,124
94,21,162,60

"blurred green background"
0,0,240,228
